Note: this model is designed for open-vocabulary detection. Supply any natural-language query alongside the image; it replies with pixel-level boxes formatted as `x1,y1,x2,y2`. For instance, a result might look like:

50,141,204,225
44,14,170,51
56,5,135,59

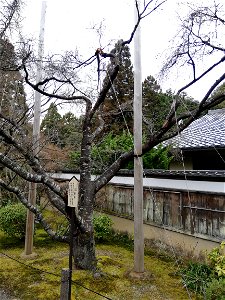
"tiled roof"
167,109,225,150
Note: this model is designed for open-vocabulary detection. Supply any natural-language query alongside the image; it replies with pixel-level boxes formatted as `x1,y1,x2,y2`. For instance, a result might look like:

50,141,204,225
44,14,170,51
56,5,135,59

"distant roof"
168,109,225,150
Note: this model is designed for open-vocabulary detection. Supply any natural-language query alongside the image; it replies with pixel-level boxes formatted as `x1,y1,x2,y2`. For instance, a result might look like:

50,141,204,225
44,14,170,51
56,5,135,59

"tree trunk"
73,226,96,271
73,117,97,271
73,185,96,271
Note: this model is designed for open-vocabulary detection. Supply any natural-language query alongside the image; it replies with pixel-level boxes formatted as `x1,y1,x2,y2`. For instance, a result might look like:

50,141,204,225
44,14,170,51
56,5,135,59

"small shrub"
111,230,134,250
207,242,225,277
93,214,113,242
181,262,213,294
205,278,225,300
0,203,27,239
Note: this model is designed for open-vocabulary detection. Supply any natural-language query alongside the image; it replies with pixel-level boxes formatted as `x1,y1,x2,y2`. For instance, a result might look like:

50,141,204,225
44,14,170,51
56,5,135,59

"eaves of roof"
117,169,225,182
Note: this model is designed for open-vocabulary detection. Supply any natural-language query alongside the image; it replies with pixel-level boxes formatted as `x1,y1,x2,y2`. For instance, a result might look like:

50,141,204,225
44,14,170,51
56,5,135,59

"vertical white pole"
24,1,47,256
133,0,144,273
33,1,46,152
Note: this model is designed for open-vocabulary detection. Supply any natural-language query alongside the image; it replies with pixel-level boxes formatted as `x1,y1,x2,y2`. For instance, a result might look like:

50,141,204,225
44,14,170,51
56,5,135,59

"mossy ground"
0,229,197,300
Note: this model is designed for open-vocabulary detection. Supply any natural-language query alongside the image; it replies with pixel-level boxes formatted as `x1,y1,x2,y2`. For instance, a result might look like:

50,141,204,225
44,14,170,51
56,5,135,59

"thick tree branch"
44,187,86,233
94,150,134,193
89,64,119,120
94,87,225,193
0,126,45,173
151,91,225,145
0,178,69,242
90,108,105,141
23,64,92,106
0,152,66,201
163,57,225,126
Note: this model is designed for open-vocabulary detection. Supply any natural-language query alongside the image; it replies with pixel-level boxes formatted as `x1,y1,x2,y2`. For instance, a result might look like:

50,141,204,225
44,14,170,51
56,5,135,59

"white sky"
20,0,225,102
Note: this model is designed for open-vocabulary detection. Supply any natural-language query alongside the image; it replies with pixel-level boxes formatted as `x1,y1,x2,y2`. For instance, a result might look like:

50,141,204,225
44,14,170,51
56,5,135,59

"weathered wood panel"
95,184,225,241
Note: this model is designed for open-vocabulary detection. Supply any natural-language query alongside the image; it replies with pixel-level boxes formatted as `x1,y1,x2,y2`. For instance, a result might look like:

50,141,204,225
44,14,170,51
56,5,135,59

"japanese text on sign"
68,177,79,207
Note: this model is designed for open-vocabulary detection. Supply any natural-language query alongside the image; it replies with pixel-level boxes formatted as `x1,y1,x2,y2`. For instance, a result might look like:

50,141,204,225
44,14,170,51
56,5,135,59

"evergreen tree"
142,75,172,133
102,40,134,134
0,39,28,201
0,39,27,122
59,112,82,149
41,105,83,149
176,92,199,114
41,103,62,145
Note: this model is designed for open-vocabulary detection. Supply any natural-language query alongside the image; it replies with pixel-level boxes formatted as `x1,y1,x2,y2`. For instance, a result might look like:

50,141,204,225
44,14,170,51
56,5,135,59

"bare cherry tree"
161,1,225,123
1,0,225,272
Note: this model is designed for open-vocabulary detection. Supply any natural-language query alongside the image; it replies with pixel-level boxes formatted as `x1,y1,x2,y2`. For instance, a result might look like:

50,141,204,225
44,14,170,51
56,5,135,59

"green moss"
0,229,193,299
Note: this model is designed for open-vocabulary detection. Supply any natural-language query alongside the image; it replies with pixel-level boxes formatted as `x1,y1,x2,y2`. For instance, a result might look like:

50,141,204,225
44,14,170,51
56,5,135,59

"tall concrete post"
133,0,144,273
24,1,47,256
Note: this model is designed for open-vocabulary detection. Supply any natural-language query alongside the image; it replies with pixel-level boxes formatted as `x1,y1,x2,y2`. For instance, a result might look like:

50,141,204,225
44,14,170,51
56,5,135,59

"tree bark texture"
73,185,96,271
73,227,96,271
73,120,97,271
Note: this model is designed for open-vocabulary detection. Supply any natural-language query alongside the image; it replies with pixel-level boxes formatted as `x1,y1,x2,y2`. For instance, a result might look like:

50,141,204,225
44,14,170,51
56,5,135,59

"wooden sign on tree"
68,176,79,208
